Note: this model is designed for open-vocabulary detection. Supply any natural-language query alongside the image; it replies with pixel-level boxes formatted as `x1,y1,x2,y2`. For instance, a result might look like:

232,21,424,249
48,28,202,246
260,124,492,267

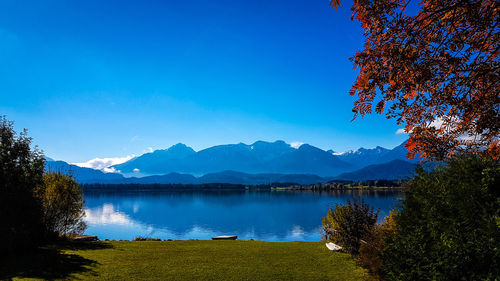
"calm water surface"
83,190,402,242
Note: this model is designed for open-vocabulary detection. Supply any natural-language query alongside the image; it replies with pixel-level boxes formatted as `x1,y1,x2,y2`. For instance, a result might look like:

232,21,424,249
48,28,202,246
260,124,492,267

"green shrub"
36,172,87,236
382,155,499,280
322,198,378,254
358,211,397,280
134,237,162,241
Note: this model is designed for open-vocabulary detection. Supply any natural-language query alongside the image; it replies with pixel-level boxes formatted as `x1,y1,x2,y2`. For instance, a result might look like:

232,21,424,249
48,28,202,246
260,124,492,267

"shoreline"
81,182,405,192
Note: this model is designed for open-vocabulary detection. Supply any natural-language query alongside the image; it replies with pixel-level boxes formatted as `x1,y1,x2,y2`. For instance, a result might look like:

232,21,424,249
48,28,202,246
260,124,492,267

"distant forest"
81,179,403,191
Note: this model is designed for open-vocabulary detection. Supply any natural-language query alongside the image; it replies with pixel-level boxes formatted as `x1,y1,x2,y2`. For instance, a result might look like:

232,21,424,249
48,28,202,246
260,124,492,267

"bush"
358,211,397,279
36,172,87,236
134,237,162,241
0,116,46,252
382,155,499,280
322,198,378,254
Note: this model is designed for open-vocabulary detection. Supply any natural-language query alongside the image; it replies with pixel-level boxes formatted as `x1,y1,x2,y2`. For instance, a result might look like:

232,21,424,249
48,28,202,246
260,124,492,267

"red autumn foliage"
337,0,499,160
330,0,341,10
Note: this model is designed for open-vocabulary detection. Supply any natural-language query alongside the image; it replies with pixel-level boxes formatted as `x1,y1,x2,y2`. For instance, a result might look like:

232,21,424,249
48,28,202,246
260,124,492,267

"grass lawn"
3,240,369,280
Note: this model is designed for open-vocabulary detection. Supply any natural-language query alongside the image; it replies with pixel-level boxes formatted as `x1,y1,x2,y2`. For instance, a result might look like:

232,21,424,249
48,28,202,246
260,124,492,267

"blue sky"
0,0,407,163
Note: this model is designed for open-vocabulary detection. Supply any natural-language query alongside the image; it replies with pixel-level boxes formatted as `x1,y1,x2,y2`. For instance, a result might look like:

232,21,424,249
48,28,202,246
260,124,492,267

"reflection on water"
85,204,132,225
83,190,402,241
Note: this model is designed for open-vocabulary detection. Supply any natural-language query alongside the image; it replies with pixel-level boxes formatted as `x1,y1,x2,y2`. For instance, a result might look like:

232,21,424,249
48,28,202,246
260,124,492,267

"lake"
83,189,402,242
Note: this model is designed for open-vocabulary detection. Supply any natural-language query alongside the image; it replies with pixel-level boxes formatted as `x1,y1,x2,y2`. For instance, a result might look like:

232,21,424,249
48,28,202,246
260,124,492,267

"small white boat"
325,242,342,251
212,235,238,240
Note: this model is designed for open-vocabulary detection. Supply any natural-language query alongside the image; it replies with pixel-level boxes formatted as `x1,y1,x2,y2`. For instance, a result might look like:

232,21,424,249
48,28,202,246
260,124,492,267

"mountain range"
112,141,354,177
334,141,420,166
46,140,421,185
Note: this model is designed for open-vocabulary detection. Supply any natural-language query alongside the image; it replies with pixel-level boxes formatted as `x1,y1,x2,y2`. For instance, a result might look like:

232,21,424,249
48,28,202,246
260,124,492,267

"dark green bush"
358,211,397,279
0,116,47,252
382,155,499,280
134,237,162,241
1,117,87,253
322,198,378,254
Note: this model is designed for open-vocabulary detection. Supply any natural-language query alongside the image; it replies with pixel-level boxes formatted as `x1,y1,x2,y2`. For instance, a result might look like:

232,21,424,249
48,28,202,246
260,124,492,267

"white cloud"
72,155,135,173
396,128,407,134
103,167,118,173
395,117,477,142
429,118,446,130
289,225,305,238
395,117,449,135
290,142,304,149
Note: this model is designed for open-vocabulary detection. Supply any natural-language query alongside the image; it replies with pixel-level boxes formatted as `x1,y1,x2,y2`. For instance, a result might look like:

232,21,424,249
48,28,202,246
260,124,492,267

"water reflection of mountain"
83,190,401,241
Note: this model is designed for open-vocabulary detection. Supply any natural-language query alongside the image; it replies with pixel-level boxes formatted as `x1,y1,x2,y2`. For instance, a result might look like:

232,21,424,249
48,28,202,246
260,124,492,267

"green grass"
4,240,369,280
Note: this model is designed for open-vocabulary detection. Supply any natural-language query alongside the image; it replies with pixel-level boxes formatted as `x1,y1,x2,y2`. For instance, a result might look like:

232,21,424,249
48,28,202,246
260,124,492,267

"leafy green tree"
322,198,378,254
0,116,46,252
382,156,499,280
36,172,87,236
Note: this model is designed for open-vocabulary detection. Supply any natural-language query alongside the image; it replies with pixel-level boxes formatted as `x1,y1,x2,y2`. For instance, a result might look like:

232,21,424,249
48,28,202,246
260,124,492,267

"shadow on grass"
0,241,113,280
52,240,114,251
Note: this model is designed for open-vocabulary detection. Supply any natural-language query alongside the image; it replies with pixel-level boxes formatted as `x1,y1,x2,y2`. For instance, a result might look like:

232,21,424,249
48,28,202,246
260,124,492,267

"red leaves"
406,139,416,152
330,0,341,10
488,141,499,159
375,100,386,113
346,0,500,160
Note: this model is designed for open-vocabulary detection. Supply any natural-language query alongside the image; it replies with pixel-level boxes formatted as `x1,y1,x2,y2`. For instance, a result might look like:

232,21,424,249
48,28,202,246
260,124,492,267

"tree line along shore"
80,180,404,192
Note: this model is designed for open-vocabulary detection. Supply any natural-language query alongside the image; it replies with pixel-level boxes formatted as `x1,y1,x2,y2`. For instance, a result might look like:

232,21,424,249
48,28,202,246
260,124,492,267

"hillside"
335,159,416,181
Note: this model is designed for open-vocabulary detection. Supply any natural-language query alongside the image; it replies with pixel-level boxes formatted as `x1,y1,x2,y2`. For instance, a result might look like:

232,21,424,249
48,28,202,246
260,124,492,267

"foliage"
322,198,379,254
341,0,500,160
0,116,87,252
358,211,397,279
381,155,499,280
133,237,161,241
0,116,46,252
330,0,341,10
36,172,87,236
